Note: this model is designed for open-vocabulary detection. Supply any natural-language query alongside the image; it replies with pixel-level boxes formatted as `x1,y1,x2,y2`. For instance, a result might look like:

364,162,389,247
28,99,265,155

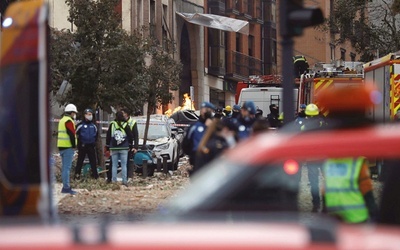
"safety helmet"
84,108,94,114
64,104,78,113
305,104,319,116
224,105,232,112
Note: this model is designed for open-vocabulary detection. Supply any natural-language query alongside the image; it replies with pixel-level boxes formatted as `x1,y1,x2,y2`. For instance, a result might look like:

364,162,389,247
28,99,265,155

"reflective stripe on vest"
127,117,136,130
293,55,306,64
57,116,76,147
323,157,369,223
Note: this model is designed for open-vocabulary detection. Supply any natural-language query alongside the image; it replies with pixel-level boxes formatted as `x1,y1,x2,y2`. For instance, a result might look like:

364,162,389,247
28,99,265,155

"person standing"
182,102,215,172
194,119,238,173
57,104,78,194
74,108,99,180
322,157,378,223
301,103,324,212
106,111,133,186
266,104,280,128
235,101,257,141
121,108,139,179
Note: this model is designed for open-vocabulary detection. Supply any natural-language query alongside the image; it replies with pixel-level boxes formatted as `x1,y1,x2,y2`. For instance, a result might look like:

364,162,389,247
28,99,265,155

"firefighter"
293,55,309,78
301,104,324,212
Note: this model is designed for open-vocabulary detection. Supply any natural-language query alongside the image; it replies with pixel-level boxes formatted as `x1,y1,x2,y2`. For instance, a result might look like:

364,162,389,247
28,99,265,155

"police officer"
235,101,257,141
75,108,99,180
57,103,78,194
182,101,215,172
194,119,237,173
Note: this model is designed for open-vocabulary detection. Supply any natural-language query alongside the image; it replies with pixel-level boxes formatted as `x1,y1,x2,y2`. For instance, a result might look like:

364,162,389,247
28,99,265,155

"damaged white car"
135,115,180,170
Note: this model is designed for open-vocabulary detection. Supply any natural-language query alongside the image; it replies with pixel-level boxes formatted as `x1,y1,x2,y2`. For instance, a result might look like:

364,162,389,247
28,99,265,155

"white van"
238,87,298,116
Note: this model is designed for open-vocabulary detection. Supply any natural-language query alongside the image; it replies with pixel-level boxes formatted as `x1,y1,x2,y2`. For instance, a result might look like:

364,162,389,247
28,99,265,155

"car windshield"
136,122,170,140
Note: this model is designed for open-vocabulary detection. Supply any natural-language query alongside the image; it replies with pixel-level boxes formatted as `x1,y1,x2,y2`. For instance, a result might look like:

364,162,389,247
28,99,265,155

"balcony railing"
208,0,225,14
209,0,263,23
226,51,262,80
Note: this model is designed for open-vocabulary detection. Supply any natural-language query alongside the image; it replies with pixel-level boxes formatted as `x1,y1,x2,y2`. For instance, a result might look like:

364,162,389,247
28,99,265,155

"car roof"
227,123,400,165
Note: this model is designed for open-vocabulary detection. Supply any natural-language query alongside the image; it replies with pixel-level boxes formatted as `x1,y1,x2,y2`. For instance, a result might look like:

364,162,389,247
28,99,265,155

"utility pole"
279,0,324,124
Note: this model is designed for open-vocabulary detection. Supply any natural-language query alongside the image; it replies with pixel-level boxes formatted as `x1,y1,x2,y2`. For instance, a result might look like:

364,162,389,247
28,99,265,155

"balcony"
225,0,240,15
225,51,263,81
208,0,225,15
208,44,226,77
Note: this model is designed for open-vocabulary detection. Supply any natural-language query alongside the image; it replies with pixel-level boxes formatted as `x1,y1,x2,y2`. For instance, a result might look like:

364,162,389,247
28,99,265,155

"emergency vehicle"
235,60,365,117
364,51,400,122
236,75,299,115
298,60,364,116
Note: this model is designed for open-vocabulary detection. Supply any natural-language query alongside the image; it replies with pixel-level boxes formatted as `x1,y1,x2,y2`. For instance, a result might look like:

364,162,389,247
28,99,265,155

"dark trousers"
307,163,321,209
75,144,98,179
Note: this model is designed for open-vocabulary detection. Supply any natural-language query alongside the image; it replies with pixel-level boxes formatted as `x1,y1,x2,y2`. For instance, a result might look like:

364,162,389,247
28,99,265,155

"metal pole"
279,0,295,124
281,37,295,124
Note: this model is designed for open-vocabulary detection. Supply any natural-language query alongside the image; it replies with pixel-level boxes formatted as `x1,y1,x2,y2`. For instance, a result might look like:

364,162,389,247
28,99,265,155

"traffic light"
280,0,324,37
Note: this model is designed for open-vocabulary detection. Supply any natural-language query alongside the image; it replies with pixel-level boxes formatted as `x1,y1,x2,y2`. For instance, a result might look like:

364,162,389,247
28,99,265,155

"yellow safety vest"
127,117,137,131
323,157,369,223
57,116,76,148
109,121,129,150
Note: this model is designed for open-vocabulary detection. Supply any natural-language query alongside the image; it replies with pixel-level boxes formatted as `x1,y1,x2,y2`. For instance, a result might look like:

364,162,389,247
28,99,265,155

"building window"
236,33,241,52
330,43,335,61
209,28,226,70
248,35,254,57
272,40,277,65
350,52,356,62
340,48,346,61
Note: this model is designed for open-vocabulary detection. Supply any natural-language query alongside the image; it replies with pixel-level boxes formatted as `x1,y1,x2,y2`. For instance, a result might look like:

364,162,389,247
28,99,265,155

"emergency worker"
235,101,257,140
57,104,78,194
194,119,237,173
182,102,215,172
222,105,232,118
105,111,133,186
267,104,280,128
322,157,378,223
232,104,241,119
293,55,309,78
121,108,139,179
74,108,98,180
317,85,379,223
301,104,325,212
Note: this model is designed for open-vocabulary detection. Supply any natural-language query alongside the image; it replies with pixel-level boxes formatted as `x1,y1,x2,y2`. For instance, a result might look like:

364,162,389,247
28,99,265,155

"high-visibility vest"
323,157,369,223
127,117,137,131
57,116,76,148
109,121,129,149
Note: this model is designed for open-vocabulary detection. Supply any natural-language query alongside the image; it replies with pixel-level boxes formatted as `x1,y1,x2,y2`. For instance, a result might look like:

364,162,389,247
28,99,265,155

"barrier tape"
51,119,191,127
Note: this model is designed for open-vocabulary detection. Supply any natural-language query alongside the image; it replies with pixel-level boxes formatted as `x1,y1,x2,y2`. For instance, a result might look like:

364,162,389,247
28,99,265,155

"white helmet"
64,104,78,113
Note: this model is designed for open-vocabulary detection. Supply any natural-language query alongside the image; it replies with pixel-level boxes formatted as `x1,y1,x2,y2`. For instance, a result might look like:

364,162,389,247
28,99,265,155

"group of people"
293,102,378,223
182,99,380,224
182,100,281,176
57,104,138,195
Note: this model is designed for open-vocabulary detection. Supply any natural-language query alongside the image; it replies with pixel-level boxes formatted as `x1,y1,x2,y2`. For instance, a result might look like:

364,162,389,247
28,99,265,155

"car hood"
138,137,169,146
